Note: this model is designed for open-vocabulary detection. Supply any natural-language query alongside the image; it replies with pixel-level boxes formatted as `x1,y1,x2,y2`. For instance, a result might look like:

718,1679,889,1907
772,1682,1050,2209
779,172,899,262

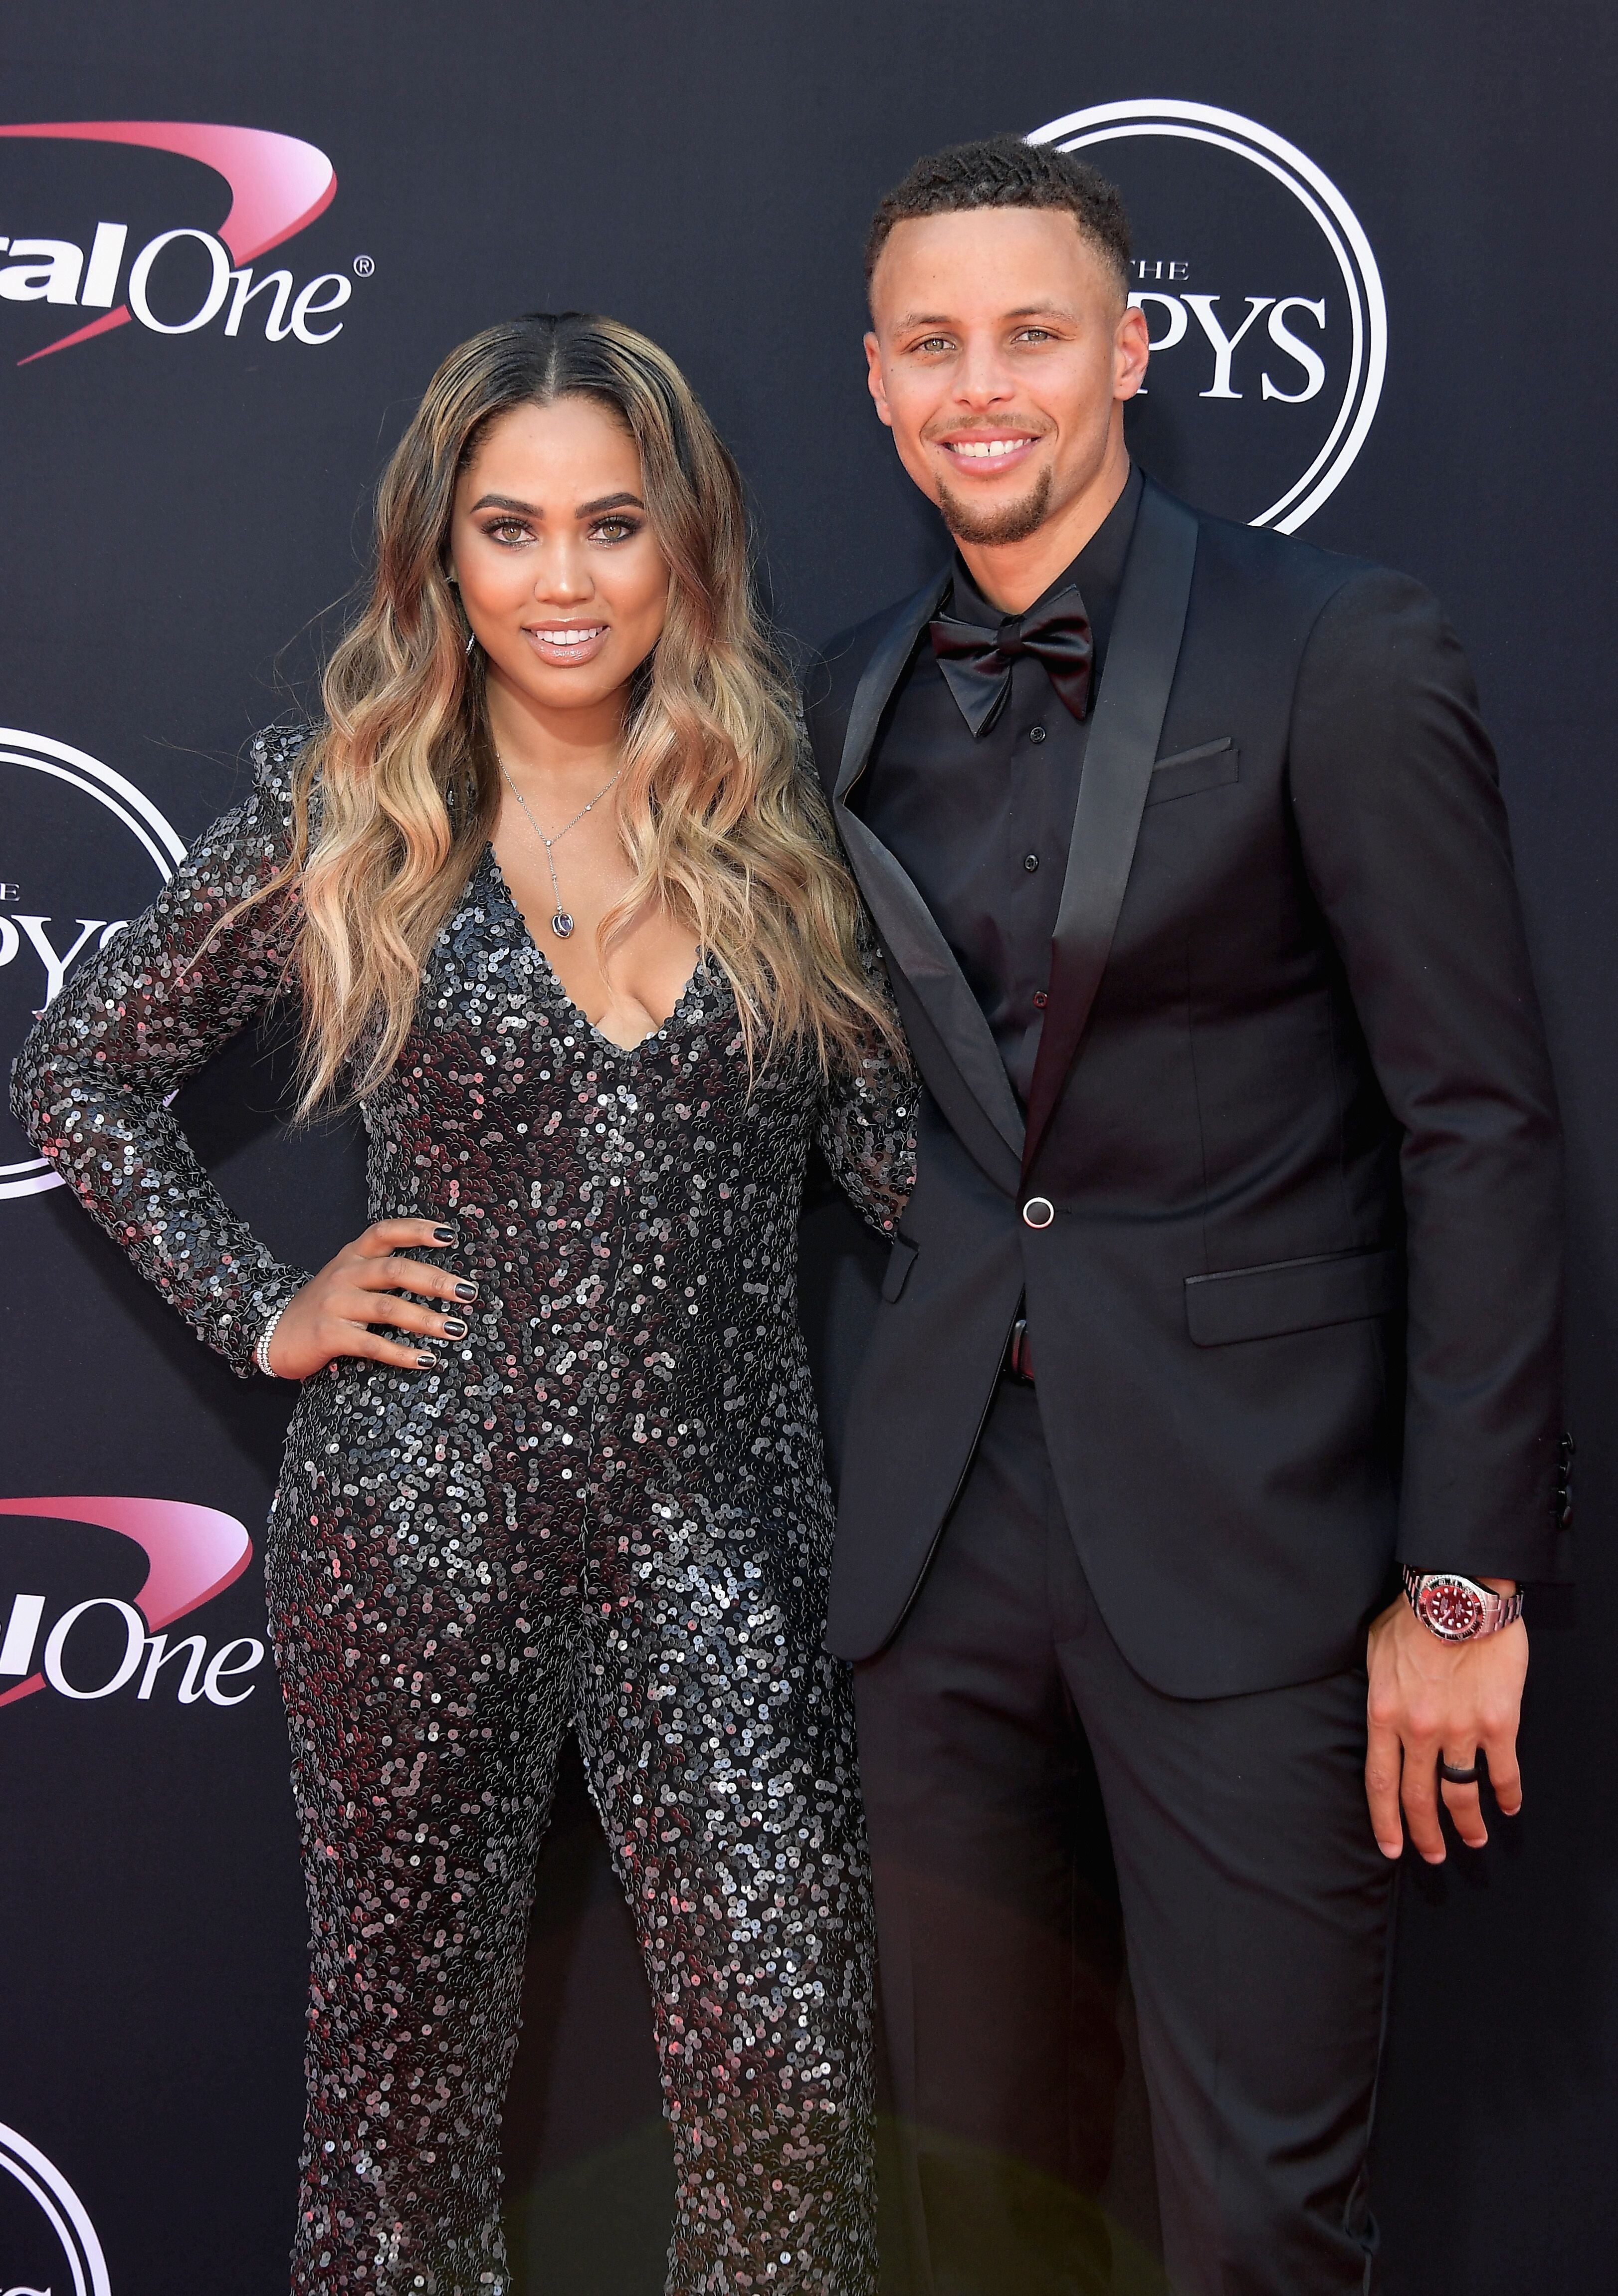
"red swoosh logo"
0,1495,253,1706
0,121,336,364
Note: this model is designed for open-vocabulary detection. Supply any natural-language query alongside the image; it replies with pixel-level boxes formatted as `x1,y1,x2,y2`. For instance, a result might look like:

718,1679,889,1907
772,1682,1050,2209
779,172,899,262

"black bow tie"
929,584,1094,737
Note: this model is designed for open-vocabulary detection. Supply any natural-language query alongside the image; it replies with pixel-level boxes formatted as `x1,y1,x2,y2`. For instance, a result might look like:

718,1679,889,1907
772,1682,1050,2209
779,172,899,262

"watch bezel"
1413,1571,1491,1642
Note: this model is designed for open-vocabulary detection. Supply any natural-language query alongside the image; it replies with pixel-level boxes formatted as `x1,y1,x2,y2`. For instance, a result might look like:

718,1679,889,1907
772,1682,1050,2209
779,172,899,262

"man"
805,136,1565,2295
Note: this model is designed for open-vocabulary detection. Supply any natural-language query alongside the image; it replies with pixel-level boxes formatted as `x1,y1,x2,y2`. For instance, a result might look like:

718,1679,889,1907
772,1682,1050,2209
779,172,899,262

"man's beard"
934,463,1053,547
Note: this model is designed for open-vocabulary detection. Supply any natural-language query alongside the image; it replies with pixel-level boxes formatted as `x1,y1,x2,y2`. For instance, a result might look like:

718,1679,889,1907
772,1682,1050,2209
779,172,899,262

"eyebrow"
894,302,1075,329
468,489,645,517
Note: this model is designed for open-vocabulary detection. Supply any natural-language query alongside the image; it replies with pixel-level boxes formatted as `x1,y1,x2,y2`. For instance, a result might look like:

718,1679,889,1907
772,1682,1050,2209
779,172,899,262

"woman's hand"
266,1219,475,1378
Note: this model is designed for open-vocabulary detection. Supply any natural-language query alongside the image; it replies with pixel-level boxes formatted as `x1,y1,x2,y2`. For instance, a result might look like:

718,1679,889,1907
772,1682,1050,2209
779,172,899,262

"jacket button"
1032,990,1048,1008
1022,1196,1055,1229
1029,724,1048,744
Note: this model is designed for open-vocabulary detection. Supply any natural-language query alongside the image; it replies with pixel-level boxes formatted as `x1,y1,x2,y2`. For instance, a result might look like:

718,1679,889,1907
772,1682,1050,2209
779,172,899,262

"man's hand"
1365,1582,1527,1862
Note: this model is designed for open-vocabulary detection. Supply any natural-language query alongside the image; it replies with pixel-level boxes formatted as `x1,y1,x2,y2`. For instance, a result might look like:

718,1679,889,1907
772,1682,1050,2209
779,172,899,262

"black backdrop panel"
1,6,1613,2292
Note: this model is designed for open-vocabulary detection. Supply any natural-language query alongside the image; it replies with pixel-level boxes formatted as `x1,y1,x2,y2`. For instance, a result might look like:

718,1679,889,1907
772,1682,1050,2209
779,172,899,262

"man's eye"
1014,328,1056,344
914,336,953,354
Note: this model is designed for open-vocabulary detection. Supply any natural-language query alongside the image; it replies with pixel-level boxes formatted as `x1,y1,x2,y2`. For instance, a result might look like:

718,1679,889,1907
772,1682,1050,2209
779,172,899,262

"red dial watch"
1401,1568,1524,1643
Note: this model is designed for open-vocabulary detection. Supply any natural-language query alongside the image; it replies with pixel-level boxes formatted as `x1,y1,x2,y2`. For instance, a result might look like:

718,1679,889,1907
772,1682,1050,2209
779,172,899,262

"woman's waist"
286,1351,824,1482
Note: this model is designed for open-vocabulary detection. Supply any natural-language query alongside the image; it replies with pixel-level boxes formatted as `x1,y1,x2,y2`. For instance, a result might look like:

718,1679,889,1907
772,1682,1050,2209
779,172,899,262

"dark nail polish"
432,1225,456,1244
442,1316,468,1338
416,1351,438,1368
454,1280,478,1301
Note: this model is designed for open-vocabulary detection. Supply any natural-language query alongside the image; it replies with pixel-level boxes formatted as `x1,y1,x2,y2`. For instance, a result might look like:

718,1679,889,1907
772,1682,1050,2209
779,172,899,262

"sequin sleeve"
8,726,314,1378
816,929,917,1238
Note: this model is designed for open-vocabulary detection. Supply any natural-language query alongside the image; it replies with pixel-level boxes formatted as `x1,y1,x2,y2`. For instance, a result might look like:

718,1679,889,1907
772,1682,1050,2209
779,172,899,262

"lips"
936,433,1041,475
523,623,609,665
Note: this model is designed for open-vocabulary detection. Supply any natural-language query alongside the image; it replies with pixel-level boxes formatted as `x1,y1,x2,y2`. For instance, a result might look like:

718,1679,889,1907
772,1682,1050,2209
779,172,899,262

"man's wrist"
1401,1567,1524,1643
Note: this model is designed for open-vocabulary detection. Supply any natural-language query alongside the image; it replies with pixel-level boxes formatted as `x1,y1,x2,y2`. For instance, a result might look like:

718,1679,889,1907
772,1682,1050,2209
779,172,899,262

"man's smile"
934,430,1043,476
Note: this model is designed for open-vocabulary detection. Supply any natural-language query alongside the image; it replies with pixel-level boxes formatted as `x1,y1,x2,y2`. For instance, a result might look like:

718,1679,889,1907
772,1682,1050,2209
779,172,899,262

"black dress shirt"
853,463,1142,1107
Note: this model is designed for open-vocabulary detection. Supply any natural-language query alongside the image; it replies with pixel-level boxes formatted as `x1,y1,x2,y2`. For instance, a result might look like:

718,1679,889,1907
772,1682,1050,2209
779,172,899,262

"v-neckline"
481,843,705,1055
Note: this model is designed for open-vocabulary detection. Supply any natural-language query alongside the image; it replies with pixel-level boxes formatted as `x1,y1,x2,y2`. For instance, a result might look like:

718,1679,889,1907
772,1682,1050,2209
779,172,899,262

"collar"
947,460,1144,688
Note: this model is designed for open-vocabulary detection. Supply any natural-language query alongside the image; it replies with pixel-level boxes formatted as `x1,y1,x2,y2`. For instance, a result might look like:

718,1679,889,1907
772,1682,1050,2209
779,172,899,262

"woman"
13,313,912,2295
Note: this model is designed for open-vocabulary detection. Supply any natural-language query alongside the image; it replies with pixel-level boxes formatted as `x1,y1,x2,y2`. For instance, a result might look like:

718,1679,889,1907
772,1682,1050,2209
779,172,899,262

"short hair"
865,135,1132,303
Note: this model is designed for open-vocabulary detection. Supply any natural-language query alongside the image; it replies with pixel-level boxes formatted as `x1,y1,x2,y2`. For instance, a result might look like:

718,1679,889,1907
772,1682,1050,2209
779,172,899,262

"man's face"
864,206,1148,546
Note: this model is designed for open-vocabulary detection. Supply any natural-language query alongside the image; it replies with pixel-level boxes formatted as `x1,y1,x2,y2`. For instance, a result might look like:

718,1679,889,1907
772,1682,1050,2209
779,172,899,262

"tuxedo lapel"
833,573,948,808
1022,481,1201,1182
834,573,1026,1175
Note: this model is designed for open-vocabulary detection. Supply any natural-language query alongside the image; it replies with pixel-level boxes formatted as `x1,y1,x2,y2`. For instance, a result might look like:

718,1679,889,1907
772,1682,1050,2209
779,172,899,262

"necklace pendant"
550,910,575,940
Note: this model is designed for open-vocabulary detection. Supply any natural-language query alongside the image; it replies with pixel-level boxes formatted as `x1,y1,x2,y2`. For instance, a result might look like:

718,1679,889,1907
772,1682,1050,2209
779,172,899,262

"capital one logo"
0,1496,260,1711
0,2121,110,2296
0,120,358,364
1028,99,1387,530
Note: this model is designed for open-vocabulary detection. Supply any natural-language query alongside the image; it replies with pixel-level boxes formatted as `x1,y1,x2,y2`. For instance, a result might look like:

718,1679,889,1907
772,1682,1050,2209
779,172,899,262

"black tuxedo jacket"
806,477,1564,1697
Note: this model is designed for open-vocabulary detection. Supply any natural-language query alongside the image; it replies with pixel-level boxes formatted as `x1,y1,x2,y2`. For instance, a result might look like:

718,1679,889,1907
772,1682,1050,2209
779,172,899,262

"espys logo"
0,1497,259,1711
0,729,187,1204
1028,99,1386,530
0,2121,110,2296
0,120,360,365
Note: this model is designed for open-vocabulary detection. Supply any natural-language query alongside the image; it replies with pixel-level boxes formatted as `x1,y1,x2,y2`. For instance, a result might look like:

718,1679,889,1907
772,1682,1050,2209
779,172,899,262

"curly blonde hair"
250,312,894,1109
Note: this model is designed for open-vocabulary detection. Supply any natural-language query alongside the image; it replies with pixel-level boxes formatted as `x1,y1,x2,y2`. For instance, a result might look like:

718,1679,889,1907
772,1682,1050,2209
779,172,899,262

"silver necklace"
498,758,621,940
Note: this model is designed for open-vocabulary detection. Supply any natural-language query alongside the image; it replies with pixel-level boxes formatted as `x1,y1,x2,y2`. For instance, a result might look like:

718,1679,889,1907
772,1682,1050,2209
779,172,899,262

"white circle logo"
1028,99,1387,531
0,2121,111,2296
0,730,186,1203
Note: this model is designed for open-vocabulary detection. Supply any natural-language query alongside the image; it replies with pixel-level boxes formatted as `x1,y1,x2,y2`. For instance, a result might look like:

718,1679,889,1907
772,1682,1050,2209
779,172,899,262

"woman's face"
447,395,670,715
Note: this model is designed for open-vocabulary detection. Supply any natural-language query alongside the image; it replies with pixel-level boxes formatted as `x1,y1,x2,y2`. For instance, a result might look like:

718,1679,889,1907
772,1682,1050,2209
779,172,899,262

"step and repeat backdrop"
1,3,1614,2291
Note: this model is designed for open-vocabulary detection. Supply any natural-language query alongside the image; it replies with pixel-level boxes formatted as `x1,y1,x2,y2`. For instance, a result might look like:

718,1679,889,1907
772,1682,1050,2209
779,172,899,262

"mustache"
921,416,1054,444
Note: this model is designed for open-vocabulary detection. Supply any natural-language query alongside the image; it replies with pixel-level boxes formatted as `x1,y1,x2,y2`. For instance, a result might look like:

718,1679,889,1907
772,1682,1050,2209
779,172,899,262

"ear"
864,331,894,429
1114,300,1151,404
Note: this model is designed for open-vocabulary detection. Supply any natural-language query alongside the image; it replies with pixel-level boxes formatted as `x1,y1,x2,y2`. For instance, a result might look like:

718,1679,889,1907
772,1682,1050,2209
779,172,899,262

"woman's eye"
591,516,640,544
485,519,530,545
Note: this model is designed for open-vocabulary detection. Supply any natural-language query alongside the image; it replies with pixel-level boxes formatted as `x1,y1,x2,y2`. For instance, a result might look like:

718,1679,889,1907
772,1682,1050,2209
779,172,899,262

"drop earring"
447,566,475,657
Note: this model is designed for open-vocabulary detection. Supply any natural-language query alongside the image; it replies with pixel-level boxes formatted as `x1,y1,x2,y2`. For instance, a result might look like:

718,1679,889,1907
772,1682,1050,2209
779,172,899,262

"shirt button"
1029,724,1048,744
1032,990,1048,1009
1023,852,1039,873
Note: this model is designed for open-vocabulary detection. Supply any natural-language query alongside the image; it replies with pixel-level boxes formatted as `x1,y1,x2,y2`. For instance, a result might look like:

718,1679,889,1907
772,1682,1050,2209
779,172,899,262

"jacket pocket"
881,1235,918,1303
1184,1245,1402,1346
1146,735,1239,806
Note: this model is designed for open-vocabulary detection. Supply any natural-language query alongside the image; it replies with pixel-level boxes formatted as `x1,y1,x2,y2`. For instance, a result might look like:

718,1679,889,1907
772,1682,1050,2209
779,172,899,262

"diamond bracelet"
254,1298,292,1379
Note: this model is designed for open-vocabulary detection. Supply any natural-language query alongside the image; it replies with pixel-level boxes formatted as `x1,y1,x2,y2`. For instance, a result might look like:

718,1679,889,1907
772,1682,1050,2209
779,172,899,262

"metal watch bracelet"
1401,1566,1524,1643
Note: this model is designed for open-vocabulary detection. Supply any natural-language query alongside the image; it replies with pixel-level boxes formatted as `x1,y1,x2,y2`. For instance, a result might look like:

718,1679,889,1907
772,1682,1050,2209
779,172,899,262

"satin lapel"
1022,481,1201,1182
833,572,949,805
834,571,1026,1171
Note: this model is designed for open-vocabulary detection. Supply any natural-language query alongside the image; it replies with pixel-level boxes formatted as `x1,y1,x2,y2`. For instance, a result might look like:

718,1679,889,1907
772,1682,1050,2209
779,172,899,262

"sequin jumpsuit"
12,730,914,2296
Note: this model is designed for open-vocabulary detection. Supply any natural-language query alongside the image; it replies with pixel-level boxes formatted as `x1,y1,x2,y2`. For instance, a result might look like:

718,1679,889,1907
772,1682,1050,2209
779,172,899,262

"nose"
952,327,1016,409
531,534,595,604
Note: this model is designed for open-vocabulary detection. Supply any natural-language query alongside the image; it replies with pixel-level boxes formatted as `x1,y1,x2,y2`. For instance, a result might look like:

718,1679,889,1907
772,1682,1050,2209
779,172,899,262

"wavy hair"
248,312,897,1110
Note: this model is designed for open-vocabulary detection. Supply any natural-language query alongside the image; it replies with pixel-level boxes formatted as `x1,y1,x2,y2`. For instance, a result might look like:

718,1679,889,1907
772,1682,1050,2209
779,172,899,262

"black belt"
1006,1317,1035,1386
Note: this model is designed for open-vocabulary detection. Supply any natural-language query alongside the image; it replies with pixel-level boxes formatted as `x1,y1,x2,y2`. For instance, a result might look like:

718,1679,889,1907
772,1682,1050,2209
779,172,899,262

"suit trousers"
852,1379,1394,2296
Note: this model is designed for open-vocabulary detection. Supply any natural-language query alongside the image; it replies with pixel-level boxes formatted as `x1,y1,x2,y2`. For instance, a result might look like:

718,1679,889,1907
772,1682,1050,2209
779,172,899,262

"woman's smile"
522,618,610,665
